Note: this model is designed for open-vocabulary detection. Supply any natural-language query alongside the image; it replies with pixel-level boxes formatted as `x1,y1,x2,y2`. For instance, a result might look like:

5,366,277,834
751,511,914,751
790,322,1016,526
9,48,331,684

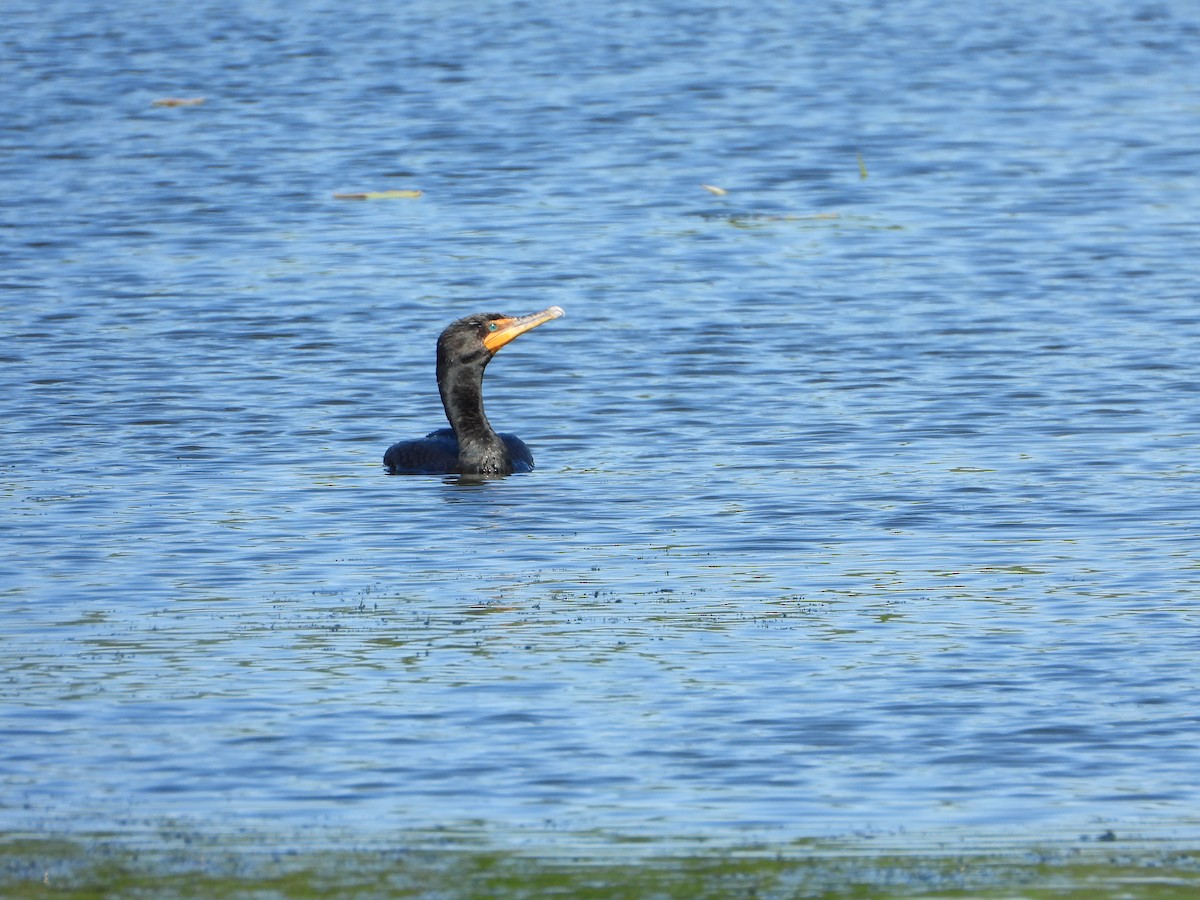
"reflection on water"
2,0,1200,856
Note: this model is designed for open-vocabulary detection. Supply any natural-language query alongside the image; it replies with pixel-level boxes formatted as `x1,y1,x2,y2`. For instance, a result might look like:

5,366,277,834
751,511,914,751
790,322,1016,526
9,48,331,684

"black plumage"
384,306,563,475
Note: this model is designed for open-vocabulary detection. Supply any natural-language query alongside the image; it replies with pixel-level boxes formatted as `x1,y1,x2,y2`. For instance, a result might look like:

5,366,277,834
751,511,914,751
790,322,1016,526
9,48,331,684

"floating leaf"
152,97,205,107
857,152,868,179
333,190,423,200
701,184,728,196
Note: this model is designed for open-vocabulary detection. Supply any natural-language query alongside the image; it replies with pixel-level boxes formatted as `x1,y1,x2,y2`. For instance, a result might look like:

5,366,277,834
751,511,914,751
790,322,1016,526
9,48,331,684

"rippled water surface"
3,0,1200,855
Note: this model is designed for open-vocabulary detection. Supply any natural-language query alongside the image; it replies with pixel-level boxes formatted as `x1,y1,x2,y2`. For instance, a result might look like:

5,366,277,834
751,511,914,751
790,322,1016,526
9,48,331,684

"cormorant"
384,306,564,475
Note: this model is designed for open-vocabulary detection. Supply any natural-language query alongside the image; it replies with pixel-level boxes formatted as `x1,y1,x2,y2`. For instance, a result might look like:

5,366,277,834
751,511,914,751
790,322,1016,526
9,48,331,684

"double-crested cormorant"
384,306,564,475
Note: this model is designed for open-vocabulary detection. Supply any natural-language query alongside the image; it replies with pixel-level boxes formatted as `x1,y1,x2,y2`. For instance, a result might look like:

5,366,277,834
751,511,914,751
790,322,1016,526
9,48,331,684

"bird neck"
438,357,510,473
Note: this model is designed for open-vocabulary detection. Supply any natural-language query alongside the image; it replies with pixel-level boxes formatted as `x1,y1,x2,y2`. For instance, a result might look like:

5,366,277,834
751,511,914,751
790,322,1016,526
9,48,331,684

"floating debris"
857,152,869,179
333,190,423,200
700,211,841,224
152,97,206,107
701,184,728,196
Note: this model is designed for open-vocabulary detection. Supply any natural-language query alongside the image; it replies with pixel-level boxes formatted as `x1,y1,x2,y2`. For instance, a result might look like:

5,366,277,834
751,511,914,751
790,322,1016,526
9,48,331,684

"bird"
384,306,564,475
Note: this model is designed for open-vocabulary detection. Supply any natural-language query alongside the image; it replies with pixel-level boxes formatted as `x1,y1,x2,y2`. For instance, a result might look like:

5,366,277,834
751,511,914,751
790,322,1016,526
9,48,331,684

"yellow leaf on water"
857,152,869,179
333,190,423,200
701,184,728,196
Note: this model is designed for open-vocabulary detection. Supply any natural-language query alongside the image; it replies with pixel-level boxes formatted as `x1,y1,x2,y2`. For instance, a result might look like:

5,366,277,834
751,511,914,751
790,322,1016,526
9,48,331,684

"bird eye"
487,322,498,332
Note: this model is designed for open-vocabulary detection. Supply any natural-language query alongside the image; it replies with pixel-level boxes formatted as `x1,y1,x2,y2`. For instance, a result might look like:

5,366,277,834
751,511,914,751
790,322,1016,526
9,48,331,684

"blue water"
3,0,1200,853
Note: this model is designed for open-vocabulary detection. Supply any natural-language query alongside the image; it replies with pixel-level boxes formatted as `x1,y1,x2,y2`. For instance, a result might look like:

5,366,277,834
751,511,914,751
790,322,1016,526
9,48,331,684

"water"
3,0,1200,855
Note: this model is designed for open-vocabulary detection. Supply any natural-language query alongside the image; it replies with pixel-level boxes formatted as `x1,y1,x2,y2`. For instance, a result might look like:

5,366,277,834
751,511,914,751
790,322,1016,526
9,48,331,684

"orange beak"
482,306,565,352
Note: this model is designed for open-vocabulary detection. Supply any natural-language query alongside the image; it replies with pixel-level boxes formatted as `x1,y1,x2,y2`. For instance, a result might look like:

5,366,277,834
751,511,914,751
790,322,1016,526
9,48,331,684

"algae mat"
3,834,1199,899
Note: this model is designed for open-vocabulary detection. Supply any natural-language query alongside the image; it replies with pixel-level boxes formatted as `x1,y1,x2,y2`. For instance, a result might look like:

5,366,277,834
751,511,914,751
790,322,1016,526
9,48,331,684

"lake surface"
3,0,1200,861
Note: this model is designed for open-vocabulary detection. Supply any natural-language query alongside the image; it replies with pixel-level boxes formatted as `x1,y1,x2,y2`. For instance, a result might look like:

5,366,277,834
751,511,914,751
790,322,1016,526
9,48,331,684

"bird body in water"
384,306,563,475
